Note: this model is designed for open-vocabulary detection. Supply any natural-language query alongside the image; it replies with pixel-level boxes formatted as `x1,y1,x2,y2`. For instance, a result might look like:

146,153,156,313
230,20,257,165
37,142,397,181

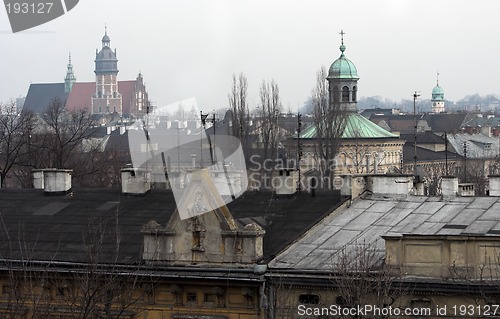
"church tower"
64,53,76,93
431,73,445,113
326,30,359,112
92,27,122,114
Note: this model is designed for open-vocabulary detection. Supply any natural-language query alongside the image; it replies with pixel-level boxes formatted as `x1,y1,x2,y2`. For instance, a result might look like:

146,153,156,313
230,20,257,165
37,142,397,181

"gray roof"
23,83,68,114
448,133,499,158
269,194,500,271
0,188,341,264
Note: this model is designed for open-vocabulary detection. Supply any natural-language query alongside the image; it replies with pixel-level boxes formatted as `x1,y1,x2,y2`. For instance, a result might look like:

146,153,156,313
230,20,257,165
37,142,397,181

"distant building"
431,73,445,113
23,28,150,118
291,32,404,177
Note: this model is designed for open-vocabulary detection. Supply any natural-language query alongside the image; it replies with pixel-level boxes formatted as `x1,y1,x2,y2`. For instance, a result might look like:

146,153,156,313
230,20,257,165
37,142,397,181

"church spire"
102,24,110,48
339,29,346,55
64,52,76,93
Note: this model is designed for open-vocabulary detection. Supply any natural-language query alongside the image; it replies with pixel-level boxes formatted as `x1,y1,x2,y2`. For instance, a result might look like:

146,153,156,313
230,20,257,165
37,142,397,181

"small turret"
64,53,76,93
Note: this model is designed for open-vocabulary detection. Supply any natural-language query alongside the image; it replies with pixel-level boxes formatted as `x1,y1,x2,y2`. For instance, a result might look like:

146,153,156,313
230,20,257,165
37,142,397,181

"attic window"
299,293,320,304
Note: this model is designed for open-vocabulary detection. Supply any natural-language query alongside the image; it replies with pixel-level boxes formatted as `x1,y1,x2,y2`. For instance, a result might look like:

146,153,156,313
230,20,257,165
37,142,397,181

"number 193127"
5,2,53,14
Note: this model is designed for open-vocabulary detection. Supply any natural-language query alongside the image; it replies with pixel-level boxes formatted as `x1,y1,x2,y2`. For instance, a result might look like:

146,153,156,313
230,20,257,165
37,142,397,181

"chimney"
481,125,492,137
366,174,413,197
191,154,197,168
458,183,475,196
272,169,297,196
121,167,151,195
32,169,44,189
43,169,72,195
441,176,458,198
340,175,366,199
119,126,126,135
489,175,500,196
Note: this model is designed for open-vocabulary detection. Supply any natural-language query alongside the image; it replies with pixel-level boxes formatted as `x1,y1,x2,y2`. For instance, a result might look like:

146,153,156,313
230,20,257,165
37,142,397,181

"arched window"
342,86,349,102
352,86,357,102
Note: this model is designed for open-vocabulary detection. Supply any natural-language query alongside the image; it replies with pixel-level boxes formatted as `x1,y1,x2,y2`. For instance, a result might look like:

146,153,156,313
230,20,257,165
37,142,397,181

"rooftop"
269,193,500,271
0,188,342,265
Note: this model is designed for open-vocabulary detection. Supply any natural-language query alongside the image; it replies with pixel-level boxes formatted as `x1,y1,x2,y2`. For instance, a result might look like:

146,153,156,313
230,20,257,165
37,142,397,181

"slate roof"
400,132,446,145
370,113,472,134
0,188,341,265
269,194,500,271
23,83,68,114
402,145,462,163
448,133,500,158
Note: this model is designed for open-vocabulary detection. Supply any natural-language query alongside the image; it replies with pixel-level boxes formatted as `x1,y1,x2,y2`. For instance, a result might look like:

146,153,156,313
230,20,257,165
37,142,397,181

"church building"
431,73,445,113
23,28,150,118
293,31,405,177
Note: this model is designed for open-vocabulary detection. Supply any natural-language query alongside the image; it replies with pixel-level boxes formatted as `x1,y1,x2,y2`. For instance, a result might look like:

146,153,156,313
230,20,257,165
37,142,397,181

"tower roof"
95,28,118,75
327,31,359,80
432,85,444,101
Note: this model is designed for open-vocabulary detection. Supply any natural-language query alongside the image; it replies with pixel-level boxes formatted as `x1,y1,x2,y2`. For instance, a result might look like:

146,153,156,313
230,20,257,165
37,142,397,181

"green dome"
328,45,359,79
432,85,444,101
296,113,398,139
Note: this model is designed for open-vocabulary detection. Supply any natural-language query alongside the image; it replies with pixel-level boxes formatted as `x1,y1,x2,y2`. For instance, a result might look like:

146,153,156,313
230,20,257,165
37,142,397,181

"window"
187,292,197,304
342,86,350,102
98,91,102,98
204,293,216,304
352,86,357,102
299,293,320,304
98,106,102,113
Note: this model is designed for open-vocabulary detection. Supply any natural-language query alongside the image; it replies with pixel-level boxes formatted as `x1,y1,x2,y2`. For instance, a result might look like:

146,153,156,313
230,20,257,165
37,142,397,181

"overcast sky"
1,0,499,111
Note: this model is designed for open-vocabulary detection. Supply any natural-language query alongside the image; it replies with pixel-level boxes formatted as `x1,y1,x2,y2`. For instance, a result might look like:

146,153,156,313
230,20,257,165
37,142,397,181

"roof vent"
458,183,475,197
43,169,72,195
121,167,151,195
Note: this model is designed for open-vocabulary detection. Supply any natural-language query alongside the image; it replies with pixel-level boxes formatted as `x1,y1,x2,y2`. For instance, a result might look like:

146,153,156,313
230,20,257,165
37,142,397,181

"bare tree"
312,66,348,186
41,97,96,169
0,101,35,187
228,73,250,153
259,79,283,164
0,211,153,319
331,242,405,318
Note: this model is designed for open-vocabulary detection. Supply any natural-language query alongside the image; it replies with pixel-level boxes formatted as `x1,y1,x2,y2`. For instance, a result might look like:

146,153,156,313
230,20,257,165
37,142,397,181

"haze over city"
1,0,499,111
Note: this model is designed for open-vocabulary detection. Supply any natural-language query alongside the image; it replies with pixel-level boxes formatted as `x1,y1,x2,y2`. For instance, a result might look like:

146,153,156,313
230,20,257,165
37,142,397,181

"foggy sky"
1,0,499,111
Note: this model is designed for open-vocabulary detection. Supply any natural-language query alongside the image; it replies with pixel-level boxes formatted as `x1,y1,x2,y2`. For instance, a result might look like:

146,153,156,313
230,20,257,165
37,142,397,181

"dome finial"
436,71,439,86
105,23,107,36
339,30,346,54
68,52,71,65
